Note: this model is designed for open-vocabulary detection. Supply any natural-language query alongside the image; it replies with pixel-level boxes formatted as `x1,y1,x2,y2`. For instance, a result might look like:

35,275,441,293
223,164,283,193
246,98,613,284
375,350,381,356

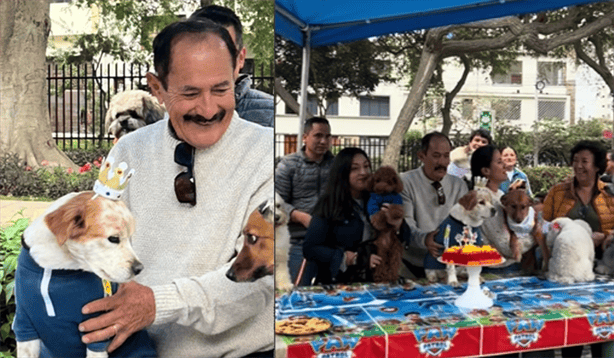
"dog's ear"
44,193,92,245
367,173,375,191
500,193,509,207
142,96,164,125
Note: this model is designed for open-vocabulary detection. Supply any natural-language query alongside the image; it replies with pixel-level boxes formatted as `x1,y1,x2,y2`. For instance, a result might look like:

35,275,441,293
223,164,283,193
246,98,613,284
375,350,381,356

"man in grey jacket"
276,117,334,285
190,5,273,128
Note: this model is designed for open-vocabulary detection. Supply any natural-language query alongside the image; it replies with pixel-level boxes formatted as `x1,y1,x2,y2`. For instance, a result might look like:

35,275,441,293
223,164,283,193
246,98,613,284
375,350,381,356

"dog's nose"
490,207,497,216
131,261,144,276
226,268,237,282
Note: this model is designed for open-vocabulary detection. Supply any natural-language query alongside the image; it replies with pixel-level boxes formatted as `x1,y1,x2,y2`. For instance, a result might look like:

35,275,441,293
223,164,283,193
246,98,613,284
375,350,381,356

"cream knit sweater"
108,113,274,357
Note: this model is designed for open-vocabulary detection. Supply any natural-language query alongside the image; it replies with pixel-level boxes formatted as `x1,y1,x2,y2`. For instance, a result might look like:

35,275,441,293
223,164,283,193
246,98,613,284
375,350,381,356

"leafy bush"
0,216,28,357
64,146,111,167
0,153,102,200
523,166,573,197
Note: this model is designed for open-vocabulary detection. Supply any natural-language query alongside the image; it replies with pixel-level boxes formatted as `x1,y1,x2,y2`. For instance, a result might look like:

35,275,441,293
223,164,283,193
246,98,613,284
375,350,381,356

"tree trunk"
441,55,470,136
275,77,313,118
382,29,443,169
0,0,77,169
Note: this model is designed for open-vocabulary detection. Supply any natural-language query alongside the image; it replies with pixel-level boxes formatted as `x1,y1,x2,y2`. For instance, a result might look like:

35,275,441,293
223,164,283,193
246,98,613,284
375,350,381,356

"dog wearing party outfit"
500,182,550,272
424,178,497,286
367,166,404,283
13,158,156,358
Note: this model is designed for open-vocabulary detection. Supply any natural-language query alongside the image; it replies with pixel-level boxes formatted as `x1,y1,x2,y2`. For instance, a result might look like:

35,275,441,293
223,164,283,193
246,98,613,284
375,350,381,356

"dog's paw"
447,278,460,287
483,288,496,300
595,264,612,276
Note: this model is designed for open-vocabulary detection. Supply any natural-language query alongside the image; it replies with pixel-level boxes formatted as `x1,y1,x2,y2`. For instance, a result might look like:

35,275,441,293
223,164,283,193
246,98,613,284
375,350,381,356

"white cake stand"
438,257,505,310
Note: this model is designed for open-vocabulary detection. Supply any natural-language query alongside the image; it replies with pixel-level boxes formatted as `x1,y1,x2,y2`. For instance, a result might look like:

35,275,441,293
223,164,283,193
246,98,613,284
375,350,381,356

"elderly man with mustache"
77,19,274,358
399,132,469,279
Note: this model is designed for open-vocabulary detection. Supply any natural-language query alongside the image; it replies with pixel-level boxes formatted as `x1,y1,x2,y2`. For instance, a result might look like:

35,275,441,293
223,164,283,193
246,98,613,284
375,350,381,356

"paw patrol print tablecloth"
275,277,614,358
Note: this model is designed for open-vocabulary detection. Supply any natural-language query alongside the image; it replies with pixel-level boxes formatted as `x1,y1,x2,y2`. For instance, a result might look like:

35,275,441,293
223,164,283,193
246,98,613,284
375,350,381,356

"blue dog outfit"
423,215,484,270
367,192,403,218
13,246,156,358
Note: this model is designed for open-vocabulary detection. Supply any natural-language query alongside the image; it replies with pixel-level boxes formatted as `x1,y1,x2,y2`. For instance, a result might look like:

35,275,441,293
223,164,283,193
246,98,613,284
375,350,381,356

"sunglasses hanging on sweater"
174,142,196,206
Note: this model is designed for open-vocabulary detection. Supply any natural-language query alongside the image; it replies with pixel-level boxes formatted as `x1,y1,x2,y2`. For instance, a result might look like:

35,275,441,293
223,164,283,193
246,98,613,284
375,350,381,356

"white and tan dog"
546,217,595,284
14,191,153,358
273,193,292,291
424,185,497,286
104,90,165,142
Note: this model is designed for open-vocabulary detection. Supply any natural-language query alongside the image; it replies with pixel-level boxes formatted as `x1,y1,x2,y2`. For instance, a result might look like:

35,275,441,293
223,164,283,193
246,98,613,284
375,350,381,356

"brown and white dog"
500,181,549,271
226,197,280,285
15,191,145,358
104,90,165,142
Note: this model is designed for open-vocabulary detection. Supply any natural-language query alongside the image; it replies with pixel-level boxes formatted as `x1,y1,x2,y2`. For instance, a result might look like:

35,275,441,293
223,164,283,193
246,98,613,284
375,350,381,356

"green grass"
0,195,54,202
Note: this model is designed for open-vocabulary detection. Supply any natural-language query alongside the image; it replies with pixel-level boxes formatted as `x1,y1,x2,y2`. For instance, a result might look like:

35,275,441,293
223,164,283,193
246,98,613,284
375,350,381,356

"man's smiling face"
148,33,240,149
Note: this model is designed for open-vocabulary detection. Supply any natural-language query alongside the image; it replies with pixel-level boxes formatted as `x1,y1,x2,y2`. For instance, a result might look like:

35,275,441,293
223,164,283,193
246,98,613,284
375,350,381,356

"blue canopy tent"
275,0,609,139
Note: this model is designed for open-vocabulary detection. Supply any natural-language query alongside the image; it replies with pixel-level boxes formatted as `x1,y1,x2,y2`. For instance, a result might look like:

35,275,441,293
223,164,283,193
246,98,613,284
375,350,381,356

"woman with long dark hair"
303,147,409,284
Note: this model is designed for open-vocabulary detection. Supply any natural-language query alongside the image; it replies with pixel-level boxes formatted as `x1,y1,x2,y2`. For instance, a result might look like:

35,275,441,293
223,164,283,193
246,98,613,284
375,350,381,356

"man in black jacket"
276,117,334,285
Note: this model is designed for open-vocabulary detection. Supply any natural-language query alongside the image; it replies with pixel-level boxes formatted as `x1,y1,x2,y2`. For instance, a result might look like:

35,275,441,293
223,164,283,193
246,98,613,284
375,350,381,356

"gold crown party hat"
92,156,134,200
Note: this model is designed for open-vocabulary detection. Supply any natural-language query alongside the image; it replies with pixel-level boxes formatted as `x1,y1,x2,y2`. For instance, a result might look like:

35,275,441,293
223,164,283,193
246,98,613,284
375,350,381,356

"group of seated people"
280,129,614,288
278,129,614,357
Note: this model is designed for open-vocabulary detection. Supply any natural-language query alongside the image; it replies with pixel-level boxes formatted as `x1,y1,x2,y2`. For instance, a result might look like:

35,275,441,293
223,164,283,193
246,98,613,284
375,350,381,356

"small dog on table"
14,158,156,358
499,179,549,272
367,166,404,284
546,217,595,284
424,178,497,287
226,195,291,289
104,90,165,143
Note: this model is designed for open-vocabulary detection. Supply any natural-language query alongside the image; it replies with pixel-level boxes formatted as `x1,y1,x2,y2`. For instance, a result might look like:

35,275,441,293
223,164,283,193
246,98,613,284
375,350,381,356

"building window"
538,61,566,86
461,99,473,120
360,96,389,117
538,100,565,120
492,61,522,85
492,99,521,120
325,99,338,116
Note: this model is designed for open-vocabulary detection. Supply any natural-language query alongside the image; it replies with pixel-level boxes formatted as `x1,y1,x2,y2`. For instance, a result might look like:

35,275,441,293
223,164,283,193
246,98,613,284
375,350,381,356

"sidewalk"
1,199,52,227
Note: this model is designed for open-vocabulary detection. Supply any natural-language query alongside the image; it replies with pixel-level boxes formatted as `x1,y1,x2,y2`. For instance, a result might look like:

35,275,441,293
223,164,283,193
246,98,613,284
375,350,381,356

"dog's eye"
479,200,486,205
108,236,120,244
247,234,258,244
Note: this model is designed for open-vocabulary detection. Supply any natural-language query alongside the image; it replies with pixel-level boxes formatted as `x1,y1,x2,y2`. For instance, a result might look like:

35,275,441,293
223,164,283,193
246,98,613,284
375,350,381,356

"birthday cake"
441,244,503,266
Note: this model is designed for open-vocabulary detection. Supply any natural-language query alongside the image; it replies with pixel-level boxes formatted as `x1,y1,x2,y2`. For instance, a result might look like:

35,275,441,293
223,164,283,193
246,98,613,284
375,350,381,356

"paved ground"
1,199,52,227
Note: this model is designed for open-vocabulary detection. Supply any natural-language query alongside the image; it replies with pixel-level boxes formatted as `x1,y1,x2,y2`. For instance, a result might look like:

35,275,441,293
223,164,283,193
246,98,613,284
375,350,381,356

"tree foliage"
275,36,395,114
50,0,273,71
381,2,614,169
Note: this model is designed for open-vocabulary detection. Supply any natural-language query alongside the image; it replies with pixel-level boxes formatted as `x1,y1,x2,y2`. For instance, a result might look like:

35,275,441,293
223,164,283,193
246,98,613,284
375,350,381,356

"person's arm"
542,187,556,222
400,181,428,250
303,216,341,263
275,158,296,216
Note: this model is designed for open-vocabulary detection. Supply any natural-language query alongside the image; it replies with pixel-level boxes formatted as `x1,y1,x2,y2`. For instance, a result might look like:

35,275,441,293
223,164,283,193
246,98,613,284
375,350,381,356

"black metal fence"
47,61,273,149
275,134,421,172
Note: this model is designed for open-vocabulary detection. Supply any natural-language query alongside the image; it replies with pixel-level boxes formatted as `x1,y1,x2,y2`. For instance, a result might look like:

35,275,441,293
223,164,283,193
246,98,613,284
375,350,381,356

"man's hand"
380,204,403,230
79,281,155,352
291,210,312,228
344,251,357,266
592,232,606,248
425,229,443,258
458,191,477,211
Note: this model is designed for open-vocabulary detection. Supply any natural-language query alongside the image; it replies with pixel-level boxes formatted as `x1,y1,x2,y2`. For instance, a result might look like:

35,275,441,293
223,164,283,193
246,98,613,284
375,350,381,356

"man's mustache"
183,110,226,124
435,166,447,171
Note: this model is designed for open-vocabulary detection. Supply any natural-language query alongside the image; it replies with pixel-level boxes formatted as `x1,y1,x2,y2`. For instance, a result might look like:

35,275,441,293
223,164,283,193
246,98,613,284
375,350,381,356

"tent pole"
297,29,311,148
